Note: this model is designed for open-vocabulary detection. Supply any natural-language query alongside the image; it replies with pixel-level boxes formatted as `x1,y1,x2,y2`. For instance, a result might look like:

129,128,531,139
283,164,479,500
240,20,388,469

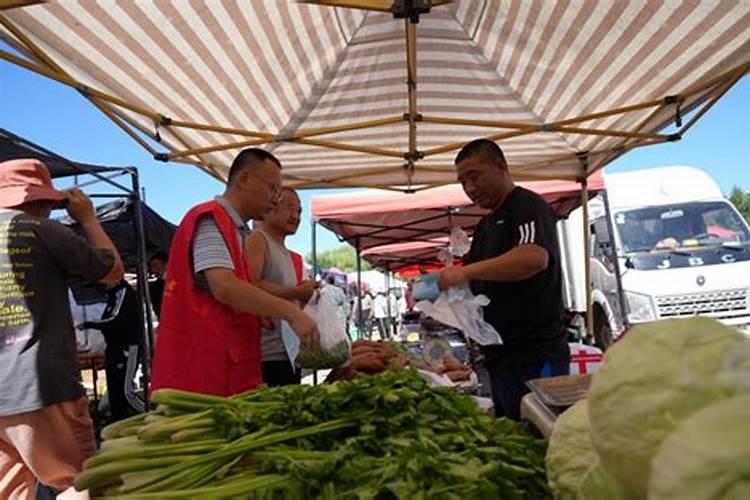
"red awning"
312,172,604,270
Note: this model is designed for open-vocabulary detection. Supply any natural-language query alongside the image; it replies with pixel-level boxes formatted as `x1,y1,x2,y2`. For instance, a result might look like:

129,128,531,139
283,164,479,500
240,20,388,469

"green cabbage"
588,317,750,496
547,400,592,498
578,463,634,500
546,399,634,499
649,394,750,500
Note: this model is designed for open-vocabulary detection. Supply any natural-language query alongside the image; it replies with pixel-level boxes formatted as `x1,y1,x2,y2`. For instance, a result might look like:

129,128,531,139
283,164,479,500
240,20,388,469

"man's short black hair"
455,139,508,169
149,250,168,263
227,148,281,184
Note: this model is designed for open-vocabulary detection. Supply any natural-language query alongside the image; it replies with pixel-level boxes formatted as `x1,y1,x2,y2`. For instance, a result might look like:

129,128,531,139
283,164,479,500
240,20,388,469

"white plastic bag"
416,285,502,346
297,285,352,369
449,226,471,257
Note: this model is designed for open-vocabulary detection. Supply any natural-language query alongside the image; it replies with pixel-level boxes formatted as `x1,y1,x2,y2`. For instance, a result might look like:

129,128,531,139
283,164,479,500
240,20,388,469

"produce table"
521,374,592,439
520,393,557,438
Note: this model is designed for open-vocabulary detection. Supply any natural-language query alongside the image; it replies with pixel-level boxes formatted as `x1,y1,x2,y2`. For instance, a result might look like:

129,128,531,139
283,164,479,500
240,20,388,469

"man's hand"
65,188,97,224
288,309,320,351
437,266,468,291
294,280,318,303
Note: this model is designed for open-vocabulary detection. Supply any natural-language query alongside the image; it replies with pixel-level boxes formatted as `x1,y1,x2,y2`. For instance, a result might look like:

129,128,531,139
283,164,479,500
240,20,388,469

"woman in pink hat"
0,159,123,499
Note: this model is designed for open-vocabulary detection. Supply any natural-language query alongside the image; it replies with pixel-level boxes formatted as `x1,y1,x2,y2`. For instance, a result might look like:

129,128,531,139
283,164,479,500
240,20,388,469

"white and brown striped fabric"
2,1,748,189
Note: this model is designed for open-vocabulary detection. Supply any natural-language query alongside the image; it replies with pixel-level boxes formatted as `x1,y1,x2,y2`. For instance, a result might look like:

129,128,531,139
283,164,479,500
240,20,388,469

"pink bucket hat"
0,159,67,209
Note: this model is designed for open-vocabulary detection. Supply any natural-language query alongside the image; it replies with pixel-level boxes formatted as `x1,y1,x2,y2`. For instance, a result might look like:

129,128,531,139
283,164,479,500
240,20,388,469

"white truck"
559,166,750,348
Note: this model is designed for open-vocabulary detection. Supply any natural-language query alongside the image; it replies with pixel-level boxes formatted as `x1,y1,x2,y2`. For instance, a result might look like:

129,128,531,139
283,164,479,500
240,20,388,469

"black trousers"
262,361,301,387
484,358,569,420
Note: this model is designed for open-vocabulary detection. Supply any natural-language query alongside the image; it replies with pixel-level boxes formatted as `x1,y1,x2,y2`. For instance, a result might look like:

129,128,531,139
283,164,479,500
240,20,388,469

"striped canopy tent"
1,1,748,191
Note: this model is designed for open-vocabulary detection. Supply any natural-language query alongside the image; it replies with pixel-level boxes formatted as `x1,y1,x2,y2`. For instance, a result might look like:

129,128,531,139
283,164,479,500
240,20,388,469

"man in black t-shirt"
438,139,570,420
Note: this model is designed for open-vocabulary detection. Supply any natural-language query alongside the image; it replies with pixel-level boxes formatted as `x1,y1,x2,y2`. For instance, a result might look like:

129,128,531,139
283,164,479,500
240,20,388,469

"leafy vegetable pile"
78,370,549,499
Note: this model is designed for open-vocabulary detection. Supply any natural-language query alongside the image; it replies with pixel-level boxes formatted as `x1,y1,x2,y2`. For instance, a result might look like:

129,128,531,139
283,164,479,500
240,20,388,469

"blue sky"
1,57,748,257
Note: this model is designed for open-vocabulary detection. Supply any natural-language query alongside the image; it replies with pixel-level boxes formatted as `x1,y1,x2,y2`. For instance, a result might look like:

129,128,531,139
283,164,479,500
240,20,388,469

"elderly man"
0,159,124,499
245,187,316,386
438,139,569,420
151,149,318,396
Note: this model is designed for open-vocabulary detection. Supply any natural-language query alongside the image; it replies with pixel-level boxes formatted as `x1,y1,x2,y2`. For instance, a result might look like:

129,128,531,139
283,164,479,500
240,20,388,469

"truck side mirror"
593,218,611,245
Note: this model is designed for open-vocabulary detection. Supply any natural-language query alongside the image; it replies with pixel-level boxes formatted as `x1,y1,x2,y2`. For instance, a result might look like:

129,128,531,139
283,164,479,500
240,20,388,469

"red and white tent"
313,171,604,271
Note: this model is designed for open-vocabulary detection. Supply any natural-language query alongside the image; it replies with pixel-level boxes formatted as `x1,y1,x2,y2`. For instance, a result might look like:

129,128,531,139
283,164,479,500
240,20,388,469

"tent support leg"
356,238,363,340
130,169,154,409
602,189,629,333
312,219,318,281
581,179,594,341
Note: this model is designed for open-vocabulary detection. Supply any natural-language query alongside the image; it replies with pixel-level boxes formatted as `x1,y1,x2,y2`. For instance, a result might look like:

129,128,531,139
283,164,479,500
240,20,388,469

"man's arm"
438,244,548,290
245,231,315,302
438,198,555,290
204,268,318,349
66,188,124,286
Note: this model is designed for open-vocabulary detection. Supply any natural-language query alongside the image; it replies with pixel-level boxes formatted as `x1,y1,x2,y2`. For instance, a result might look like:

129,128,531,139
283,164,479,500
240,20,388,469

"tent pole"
602,189,629,333
385,270,392,338
405,17,418,174
312,220,318,281
130,168,154,409
580,178,594,340
356,238,363,340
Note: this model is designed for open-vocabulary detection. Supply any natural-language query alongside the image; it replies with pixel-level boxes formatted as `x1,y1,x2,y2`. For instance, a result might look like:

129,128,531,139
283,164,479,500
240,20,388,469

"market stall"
2,1,749,497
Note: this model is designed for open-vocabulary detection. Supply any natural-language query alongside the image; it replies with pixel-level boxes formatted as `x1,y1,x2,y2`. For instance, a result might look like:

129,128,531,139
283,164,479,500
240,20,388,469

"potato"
444,370,470,382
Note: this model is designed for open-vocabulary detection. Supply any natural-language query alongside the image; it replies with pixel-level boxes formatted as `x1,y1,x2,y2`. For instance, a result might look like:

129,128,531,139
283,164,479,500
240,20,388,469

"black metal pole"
130,168,154,408
311,219,318,385
602,189,629,329
356,238,363,339
385,270,393,337
311,219,318,281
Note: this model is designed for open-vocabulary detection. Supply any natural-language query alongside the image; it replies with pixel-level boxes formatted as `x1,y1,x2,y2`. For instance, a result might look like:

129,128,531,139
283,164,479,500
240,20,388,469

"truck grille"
656,289,748,319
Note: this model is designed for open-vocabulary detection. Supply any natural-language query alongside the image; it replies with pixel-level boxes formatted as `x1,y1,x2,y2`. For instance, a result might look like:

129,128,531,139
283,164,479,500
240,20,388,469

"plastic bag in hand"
449,226,471,257
416,285,502,346
297,284,352,369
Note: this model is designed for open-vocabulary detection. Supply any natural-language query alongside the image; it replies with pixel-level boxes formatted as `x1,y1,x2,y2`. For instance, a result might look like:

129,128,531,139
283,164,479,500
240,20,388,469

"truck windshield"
615,201,750,254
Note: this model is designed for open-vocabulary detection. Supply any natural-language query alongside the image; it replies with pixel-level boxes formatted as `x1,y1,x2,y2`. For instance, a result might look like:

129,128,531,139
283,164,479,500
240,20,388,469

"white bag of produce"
416,285,502,346
587,317,750,497
297,285,352,369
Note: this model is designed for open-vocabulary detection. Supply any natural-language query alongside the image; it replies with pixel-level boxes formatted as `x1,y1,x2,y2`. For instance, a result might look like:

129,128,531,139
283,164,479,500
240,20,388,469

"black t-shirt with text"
465,187,569,363
0,210,114,416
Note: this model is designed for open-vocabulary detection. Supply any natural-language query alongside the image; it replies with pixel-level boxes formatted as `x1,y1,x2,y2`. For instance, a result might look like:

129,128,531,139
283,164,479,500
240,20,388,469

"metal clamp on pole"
391,0,432,23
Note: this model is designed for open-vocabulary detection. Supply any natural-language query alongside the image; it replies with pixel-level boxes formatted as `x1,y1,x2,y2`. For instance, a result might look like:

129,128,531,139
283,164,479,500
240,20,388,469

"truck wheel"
594,309,613,351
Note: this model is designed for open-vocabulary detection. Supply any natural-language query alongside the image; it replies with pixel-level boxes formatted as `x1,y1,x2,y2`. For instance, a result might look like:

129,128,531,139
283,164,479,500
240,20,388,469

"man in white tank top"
245,188,317,386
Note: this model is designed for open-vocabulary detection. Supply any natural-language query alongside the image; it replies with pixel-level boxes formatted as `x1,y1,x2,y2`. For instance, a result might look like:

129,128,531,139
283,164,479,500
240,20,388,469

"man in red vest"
151,149,318,396
246,187,316,386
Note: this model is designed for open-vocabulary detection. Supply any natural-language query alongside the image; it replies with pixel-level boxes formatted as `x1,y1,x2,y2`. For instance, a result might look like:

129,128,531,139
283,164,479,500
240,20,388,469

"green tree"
729,186,750,224
305,245,372,272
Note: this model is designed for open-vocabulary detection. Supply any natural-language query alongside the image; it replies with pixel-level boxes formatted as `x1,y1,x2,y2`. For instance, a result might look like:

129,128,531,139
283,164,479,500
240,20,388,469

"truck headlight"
626,291,656,323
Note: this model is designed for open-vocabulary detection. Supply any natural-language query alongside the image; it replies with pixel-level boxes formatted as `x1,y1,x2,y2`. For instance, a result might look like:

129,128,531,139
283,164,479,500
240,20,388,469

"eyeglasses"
251,174,282,200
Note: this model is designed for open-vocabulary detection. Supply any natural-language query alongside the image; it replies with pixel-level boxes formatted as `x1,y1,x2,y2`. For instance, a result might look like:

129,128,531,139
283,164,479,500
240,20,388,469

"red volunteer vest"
290,251,304,284
151,201,262,396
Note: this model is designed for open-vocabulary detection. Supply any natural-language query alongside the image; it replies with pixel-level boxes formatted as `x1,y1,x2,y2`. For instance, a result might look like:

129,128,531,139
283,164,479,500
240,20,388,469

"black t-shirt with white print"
465,186,569,364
